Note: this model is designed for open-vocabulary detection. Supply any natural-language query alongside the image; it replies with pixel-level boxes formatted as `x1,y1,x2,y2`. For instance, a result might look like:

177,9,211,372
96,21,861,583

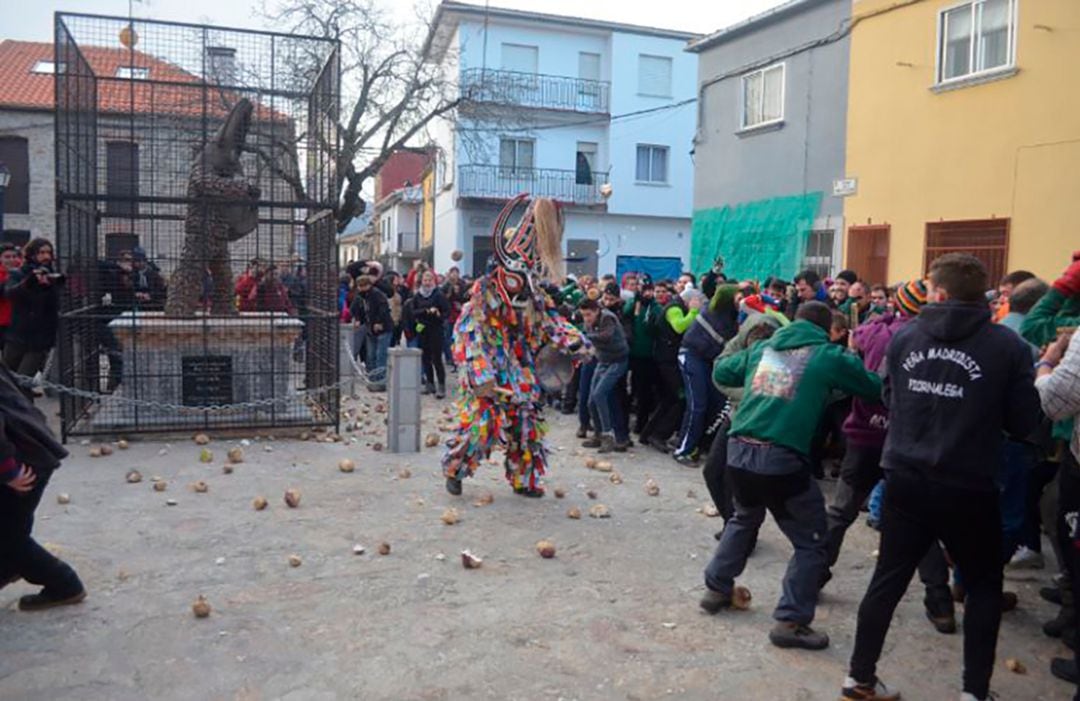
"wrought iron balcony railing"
460,68,610,114
458,165,609,206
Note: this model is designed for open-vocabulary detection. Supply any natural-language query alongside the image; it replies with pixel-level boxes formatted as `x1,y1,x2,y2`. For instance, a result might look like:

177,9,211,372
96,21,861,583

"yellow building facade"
844,0,1080,285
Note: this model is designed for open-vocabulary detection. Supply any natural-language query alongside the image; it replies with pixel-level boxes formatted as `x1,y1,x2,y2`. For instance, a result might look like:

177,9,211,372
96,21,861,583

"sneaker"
840,676,901,700
1005,546,1045,570
435,383,446,400
445,477,463,496
575,426,588,439
18,588,87,612
699,588,732,614
582,436,602,449
1051,657,1079,684
769,621,829,650
1040,585,1063,606
673,452,700,467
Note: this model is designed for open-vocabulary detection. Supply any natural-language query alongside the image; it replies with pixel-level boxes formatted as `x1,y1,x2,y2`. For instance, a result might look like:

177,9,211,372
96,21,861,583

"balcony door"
501,43,539,105
578,52,602,111
498,138,535,197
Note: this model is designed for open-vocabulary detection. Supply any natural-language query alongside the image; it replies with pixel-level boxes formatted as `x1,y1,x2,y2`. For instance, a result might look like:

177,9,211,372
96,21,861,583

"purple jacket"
843,313,905,447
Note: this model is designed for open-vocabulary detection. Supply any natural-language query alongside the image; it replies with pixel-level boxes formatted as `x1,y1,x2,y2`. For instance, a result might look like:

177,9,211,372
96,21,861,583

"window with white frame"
635,144,669,184
938,0,1016,83
637,55,672,97
498,138,534,176
803,229,836,278
741,63,785,129
500,43,538,74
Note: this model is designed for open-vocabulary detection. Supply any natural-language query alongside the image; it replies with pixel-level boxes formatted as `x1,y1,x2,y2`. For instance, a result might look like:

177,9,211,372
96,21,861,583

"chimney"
206,46,236,84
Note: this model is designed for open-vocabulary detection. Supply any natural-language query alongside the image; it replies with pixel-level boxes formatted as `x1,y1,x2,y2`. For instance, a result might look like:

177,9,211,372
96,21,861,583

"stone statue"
165,98,260,317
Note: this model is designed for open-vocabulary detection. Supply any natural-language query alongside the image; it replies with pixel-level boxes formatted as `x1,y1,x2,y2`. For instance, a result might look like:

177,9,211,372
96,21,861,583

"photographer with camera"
2,239,63,396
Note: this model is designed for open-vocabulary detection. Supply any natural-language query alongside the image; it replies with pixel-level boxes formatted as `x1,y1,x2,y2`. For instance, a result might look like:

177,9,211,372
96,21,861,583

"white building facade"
426,2,698,280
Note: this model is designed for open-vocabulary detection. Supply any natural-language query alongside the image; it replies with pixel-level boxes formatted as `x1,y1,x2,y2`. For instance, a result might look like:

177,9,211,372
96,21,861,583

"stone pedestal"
91,312,307,430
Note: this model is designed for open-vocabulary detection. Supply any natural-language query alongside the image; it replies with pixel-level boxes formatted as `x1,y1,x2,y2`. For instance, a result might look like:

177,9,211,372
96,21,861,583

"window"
106,141,139,216
938,0,1016,84
500,43,538,74
635,145,668,184
638,55,672,97
499,138,534,176
115,66,150,80
31,60,64,75
741,63,785,129
0,137,30,215
925,219,1009,284
576,142,598,185
803,229,836,278
578,52,601,82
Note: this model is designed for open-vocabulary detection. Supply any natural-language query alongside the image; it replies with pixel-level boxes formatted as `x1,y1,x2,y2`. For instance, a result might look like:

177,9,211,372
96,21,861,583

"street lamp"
0,162,10,236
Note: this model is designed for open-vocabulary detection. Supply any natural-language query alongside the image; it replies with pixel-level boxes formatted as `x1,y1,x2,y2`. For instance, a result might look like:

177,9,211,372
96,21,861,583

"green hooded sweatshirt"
1021,288,1080,442
713,319,883,456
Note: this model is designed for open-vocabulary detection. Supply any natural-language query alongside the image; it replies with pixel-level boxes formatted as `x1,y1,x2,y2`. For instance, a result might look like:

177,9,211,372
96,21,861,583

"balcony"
460,68,610,114
458,165,609,206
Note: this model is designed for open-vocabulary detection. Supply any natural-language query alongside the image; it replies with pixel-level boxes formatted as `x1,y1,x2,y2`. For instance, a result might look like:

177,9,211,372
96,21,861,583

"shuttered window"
638,55,672,97
500,43,538,74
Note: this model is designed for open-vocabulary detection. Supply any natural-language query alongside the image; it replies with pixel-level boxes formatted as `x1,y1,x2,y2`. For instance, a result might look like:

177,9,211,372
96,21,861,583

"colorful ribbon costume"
442,195,589,496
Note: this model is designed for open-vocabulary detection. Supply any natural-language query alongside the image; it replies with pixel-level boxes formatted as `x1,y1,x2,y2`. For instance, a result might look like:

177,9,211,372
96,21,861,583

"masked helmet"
491,194,564,308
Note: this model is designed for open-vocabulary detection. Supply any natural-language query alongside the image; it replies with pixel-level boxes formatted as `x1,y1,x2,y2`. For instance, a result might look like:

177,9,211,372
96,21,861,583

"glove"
1052,251,1080,297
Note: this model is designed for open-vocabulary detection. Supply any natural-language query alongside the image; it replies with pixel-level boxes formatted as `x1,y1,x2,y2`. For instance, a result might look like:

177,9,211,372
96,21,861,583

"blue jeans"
676,349,721,457
588,359,628,437
365,332,391,386
578,360,596,431
998,439,1033,559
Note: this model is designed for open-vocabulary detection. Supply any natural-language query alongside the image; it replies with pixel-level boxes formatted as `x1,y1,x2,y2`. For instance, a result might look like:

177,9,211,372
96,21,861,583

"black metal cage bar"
53,13,341,438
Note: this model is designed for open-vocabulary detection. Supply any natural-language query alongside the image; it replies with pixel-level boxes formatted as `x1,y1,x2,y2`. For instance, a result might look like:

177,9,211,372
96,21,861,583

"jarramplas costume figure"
442,194,589,497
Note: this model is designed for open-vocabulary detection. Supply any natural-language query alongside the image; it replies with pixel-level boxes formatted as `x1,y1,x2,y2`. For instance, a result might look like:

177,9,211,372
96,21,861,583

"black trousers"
1055,450,1080,701
0,465,83,595
419,327,446,386
702,418,734,521
849,471,1002,699
641,360,683,443
629,357,657,434
1023,458,1060,552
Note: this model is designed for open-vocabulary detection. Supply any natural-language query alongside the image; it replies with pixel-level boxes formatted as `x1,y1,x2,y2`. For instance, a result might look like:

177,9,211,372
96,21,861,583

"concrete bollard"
387,347,422,453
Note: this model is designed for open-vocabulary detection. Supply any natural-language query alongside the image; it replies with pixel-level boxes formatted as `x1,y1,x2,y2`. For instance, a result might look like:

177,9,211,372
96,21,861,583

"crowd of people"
342,249,1080,701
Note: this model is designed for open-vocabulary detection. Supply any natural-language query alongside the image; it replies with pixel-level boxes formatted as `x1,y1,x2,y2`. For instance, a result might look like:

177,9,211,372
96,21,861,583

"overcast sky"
8,0,787,42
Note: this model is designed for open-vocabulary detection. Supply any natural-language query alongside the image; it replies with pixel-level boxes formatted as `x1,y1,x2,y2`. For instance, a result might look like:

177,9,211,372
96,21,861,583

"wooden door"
846,225,890,285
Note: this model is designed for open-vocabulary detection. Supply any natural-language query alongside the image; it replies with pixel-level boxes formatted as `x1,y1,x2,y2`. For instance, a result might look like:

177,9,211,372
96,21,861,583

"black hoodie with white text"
882,300,1041,491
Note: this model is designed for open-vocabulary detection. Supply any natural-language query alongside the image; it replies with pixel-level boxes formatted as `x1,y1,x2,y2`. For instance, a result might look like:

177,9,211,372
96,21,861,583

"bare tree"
258,0,463,233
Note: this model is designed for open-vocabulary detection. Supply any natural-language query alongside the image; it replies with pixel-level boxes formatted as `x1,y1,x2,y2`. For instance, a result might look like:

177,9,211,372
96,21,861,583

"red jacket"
0,267,11,327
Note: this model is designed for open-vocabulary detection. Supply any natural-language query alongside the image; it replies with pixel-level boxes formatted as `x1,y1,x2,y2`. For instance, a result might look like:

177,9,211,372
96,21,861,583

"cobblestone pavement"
0,392,1072,700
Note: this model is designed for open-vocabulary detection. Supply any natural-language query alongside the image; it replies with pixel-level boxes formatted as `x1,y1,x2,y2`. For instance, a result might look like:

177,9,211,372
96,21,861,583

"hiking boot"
1040,585,1063,606
924,602,957,635
699,588,732,614
575,426,589,439
445,477,463,496
1044,606,1074,637
1051,657,1079,684
1005,545,1044,570
769,621,829,650
647,436,671,454
18,588,87,612
597,435,616,454
840,676,901,700
582,435,602,449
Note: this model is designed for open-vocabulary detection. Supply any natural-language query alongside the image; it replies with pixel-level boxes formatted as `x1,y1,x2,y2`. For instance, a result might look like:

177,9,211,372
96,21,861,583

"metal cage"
54,13,340,438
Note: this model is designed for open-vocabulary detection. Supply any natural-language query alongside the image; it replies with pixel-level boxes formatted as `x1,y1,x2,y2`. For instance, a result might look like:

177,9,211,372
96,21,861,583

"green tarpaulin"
690,192,823,282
